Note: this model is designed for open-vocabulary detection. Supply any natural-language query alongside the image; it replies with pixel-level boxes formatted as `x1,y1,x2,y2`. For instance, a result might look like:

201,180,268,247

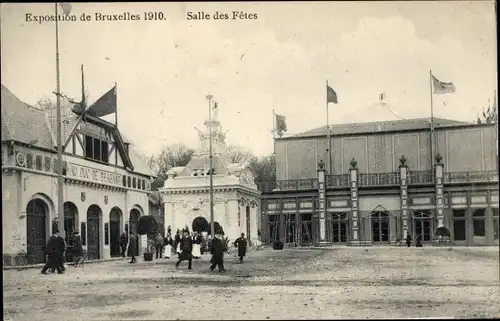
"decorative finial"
435,152,443,164
350,158,358,170
398,155,408,168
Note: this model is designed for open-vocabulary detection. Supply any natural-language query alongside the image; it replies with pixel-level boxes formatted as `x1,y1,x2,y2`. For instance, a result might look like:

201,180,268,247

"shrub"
137,215,158,236
209,221,224,236
192,216,210,233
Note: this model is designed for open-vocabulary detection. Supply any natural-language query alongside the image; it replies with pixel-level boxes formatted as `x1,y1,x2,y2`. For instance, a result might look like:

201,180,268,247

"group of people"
406,234,424,247
41,229,84,274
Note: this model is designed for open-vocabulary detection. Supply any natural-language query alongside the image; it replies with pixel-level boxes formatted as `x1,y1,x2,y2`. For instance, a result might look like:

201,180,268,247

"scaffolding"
268,196,314,246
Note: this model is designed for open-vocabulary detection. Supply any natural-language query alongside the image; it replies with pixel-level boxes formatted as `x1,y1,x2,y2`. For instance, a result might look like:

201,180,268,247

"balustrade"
326,174,350,188
358,172,400,187
443,170,498,184
408,170,434,185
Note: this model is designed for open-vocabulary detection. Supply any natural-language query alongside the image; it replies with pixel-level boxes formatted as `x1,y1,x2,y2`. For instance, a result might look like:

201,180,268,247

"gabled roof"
290,117,473,139
1,85,53,149
1,85,155,177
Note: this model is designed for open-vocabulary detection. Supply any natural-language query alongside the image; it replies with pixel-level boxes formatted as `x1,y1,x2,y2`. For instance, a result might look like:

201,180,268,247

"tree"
192,216,210,233
249,154,276,183
149,143,195,190
36,97,55,110
226,144,255,163
209,221,224,236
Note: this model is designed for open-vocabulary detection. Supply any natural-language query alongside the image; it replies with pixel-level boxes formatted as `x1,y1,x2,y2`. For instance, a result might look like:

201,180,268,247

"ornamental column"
348,158,360,245
317,160,328,246
435,153,445,227
399,155,409,242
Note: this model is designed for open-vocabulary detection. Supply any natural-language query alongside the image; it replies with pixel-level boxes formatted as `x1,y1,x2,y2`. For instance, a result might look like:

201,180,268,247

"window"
44,156,51,172
133,178,137,189
26,153,33,169
472,209,485,217
453,209,466,217
453,220,466,241
104,223,109,245
127,176,131,187
493,209,499,240
142,179,145,190
122,176,127,187
81,222,86,245
473,220,486,236
84,135,109,163
35,155,43,170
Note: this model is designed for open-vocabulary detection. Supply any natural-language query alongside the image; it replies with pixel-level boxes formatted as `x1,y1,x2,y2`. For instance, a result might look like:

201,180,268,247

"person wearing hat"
41,229,64,274
209,233,226,273
234,233,248,263
175,229,193,270
72,231,84,267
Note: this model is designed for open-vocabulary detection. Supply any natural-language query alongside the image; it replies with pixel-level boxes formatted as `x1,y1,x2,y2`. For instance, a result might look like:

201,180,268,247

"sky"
1,1,497,158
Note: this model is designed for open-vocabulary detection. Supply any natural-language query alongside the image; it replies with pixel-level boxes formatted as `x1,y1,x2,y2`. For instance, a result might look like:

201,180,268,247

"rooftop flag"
432,75,456,95
86,85,117,118
275,114,287,136
327,85,338,104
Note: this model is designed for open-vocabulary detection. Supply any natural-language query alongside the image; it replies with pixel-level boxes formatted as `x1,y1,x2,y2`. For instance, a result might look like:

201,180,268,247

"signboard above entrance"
67,162,122,187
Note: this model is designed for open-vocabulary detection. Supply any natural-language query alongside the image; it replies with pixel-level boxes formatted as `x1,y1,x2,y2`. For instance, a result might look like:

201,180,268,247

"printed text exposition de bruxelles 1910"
24,10,258,23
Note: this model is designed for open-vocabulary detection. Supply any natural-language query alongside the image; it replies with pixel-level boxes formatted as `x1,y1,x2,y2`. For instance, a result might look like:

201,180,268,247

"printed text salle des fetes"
186,11,258,20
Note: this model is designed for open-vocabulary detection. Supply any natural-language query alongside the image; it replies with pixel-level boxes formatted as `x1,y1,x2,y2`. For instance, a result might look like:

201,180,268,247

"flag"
275,114,287,135
213,102,218,110
327,85,338,104
86,85,117,118
432,75,456,94
379,92,386,101
59,3,72,15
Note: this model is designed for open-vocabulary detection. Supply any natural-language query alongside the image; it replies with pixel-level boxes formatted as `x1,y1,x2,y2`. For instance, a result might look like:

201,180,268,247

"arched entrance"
87,205,102,260
413,210,433,243
371,209,390,243
330,212,348,243
129,208,141,256
109,207,122,257
64,202,78,246
26,199,49,264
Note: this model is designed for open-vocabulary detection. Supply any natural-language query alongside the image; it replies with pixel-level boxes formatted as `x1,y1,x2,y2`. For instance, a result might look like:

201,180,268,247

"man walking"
56,230,67,272
209,234,226,273
175,229,193,270
120,232,128,258
234,233,248,263
41,230,63,274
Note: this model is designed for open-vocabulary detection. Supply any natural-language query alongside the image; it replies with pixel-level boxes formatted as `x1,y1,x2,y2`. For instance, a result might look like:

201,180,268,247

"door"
371,211,390,243
26,199,47,264
413,210,433,242
331,213,348,243
129,209,140,256
109,208,122,257
87,205,101,260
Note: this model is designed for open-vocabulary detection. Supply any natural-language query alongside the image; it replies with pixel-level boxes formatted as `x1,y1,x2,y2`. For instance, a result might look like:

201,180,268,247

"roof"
1,85,53,149
290,117,473,139
1,85,155,177
178,154,230,177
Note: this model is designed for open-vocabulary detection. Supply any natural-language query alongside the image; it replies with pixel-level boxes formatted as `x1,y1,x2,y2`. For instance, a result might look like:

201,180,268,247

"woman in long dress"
192,232,202,259
164,233,173,259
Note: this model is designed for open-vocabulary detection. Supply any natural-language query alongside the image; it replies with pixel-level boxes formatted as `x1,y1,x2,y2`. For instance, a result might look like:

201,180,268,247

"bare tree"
248,154,276,183
226,144,255,163
150,143,195,190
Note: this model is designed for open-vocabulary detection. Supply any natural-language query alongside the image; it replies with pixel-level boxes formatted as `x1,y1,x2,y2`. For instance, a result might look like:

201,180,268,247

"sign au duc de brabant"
67,162,122,186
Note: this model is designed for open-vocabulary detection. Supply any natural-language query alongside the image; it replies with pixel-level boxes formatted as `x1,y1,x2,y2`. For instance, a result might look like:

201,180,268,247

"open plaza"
3,247,500,320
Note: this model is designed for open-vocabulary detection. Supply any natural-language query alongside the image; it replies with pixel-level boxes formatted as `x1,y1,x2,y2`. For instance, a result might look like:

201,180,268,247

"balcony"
326,174,350,188
256,178,318,192
358,172,400,187
408,170,434,185
443,170,498,184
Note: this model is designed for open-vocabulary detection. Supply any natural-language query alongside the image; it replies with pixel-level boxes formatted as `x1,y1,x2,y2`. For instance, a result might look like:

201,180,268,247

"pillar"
348,159,360,245
317,160,328,246
435,160,445,228
400,165,409,241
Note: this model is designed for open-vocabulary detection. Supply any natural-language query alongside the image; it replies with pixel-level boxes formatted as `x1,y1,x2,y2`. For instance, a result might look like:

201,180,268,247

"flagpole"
326,80,332,173
115,82,118,166
55,3,65,238
272,109,276,154
206,95,215,237
429,70,435,170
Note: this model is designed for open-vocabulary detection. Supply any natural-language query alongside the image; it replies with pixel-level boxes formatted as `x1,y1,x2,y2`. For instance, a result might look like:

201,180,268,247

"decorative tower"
194,107,227,157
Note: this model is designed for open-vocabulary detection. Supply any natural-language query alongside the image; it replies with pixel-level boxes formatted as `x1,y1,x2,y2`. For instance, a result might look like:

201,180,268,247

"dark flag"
327,85,338,104
86,85,117,118
275,114,287,136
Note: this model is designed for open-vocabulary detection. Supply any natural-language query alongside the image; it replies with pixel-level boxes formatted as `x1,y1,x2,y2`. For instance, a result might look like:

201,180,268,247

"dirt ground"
3,246,500,320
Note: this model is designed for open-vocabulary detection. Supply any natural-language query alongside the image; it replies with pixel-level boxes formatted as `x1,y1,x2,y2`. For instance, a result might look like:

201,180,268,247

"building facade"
160,108,261,243
259,117,499,246
1,85,155,266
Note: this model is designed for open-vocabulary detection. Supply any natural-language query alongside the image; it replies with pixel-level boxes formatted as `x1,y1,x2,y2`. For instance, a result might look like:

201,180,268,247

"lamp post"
206,94,215,237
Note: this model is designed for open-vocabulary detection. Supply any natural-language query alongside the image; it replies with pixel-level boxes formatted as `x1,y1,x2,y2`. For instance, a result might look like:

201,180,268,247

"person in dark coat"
41,230,63,274
127,234,138,263
174,230,182,257
120,232,128,258
72,231,84,267
415,234,423,247
234,233,248,263
406,233,412,248
209,234,226,272
176,230,193,269
53,230,67,272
